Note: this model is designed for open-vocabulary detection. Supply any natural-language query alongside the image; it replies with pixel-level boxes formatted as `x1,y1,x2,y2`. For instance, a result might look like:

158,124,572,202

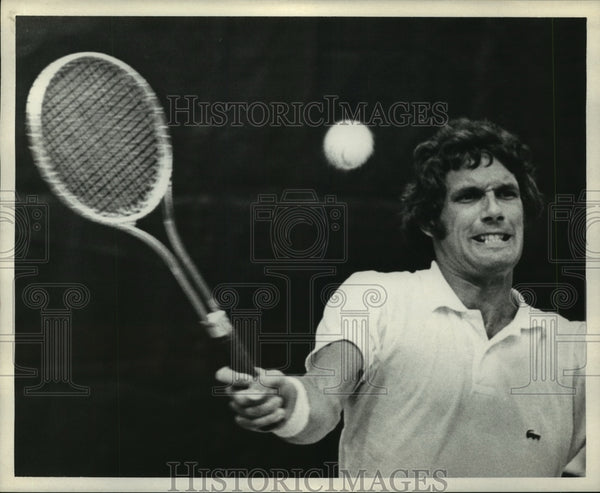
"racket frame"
26,51,258,374
26,52,172,226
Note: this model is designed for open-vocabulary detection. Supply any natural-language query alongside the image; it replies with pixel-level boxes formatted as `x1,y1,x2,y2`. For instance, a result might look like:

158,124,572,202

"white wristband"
273,377,310,438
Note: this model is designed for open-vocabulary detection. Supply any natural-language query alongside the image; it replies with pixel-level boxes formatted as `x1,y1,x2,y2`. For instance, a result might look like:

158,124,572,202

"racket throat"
162,186,219,311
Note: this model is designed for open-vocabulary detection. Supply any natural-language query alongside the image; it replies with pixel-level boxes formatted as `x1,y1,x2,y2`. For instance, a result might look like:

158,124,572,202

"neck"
436,262,517,339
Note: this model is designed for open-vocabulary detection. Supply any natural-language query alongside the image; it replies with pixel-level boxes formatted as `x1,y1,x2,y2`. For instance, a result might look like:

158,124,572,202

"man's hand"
215,367,298,432
215,340,363,443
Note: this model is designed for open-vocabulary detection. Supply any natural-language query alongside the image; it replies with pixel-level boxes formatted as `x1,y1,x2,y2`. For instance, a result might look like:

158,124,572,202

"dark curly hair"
399,118,544,239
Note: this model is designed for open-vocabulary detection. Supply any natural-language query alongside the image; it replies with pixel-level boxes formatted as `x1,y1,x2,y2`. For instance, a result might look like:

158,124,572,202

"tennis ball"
323,120,374,170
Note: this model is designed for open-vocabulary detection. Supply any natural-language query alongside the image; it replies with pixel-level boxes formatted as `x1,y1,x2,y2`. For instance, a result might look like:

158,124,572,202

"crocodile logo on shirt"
526,429,541,440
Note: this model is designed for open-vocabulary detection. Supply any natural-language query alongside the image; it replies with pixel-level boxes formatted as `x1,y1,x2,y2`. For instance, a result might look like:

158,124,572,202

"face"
430,158,524,281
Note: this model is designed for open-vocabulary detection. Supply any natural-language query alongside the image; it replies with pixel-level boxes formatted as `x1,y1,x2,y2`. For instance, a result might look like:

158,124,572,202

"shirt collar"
422,261,470,313
508,296,542,331
423,261,536,331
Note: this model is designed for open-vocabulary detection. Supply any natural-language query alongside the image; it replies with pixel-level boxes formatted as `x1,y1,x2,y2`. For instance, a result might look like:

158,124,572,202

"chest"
370,309,574,453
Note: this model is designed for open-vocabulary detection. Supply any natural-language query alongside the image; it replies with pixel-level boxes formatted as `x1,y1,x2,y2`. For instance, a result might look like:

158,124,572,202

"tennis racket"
25,51,256,376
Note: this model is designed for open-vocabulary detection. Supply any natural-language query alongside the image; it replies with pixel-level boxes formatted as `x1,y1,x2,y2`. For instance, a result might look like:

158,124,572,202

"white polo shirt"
305,262,586,477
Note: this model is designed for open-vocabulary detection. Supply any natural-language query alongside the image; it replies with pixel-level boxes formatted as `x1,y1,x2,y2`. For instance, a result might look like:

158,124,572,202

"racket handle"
203,310,257,377
213,331,258,377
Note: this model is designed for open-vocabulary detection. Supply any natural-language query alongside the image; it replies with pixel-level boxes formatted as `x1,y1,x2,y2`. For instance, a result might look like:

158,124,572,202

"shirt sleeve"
305,271,390,381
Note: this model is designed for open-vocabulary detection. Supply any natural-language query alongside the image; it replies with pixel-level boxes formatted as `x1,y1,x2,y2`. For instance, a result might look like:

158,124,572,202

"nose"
482,191,504,222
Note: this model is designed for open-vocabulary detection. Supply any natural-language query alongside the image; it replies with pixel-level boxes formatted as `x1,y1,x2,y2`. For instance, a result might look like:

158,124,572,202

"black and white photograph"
1,1,598,491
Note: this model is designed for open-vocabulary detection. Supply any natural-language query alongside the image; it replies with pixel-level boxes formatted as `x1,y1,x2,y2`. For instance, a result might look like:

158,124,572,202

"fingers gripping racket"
26,52,256,376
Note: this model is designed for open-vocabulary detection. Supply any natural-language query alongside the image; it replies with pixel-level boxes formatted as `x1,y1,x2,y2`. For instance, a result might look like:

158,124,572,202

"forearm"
280,374,344,444
275,340,363,444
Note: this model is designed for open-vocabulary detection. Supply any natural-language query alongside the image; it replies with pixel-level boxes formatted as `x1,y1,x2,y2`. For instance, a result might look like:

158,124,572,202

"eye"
455,190,481,203
497,188,520,199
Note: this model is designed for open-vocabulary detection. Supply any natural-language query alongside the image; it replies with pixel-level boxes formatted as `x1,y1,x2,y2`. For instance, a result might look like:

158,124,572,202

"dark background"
13,17,586,476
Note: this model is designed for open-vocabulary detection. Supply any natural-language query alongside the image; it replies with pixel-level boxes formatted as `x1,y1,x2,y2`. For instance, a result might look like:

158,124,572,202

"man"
215,118,586,477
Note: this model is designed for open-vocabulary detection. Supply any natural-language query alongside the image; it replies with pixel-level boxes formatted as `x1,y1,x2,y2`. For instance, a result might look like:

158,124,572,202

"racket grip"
214,330,258,377
204,310,257,377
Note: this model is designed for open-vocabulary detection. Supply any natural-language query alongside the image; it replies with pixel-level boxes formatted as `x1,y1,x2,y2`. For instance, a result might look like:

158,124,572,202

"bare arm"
214,340,363,444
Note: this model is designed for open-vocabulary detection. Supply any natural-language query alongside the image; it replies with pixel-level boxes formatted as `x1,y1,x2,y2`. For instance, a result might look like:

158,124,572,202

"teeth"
475,234,509,243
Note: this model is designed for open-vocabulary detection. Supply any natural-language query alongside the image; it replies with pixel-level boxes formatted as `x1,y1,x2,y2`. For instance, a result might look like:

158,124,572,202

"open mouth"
472,233,511,244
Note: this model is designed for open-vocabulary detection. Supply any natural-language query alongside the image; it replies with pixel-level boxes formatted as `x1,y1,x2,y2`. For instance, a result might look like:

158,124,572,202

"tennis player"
215,118,586,477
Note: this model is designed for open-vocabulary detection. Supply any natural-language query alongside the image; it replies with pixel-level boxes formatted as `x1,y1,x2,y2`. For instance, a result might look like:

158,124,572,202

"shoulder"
555,313,587,362
524,307,587,364
328,268,428,310
556,313,586,333
524,305,585,332
342,267,426,287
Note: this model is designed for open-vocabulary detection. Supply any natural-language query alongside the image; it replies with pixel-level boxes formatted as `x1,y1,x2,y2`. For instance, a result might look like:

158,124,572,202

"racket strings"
78,107,157,207
44,63,129,171
40,57,164,218
46,61,159,212
43,84,157,215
